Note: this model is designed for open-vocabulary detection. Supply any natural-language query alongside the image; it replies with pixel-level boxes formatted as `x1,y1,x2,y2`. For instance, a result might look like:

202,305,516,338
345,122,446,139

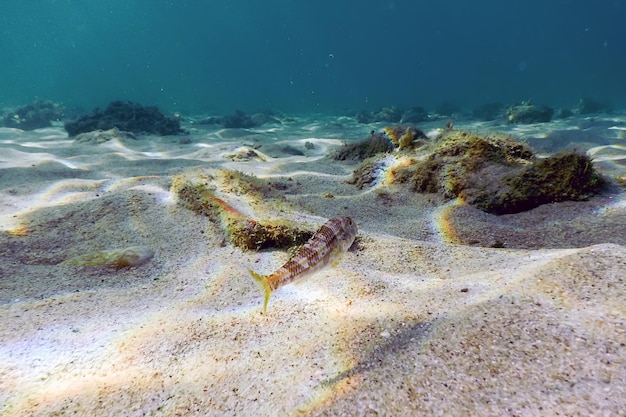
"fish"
248,216,358,313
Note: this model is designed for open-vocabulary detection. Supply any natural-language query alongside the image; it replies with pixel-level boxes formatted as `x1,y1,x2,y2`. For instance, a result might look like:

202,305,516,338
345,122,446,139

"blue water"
1,0,625,114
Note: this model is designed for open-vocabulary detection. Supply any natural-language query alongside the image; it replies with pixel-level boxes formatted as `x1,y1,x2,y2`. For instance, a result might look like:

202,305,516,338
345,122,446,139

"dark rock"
355,110,373,124
435,102,461,117
2,100,64,130
555,108,574,119
401,107,429,123
194,116,222,125
355,106,403,123
250,111,281,126
575,97,611,115
279,146,305,156
372,106,402,123
506,102,554,124
221,110,259,129
64,101,185,136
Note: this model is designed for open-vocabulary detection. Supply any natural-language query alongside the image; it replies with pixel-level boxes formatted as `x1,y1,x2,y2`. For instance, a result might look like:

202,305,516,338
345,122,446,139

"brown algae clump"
172,170,312,250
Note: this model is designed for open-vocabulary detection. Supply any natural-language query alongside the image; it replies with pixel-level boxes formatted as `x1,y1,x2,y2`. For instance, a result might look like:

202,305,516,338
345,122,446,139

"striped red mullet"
249,217,357,313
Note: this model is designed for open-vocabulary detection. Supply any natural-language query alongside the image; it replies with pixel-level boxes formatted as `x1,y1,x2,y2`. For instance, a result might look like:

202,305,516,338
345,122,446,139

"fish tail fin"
248,268,272,313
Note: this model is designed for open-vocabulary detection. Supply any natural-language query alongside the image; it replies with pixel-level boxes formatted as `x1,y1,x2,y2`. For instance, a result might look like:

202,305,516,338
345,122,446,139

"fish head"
338,216,358,250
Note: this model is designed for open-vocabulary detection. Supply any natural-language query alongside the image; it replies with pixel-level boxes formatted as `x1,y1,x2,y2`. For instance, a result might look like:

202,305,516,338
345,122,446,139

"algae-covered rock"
575,97,610,115
355,106,403,123
2,100,65,130
401,107,429,123
381,126,428,150
393,130,534,197
221,109,260,129
471,152,606,214
472,102,504,121
335,126,427,161
390,129,605,214
64,246,154,269
229,219,312,251
334,131,394,161
348,156,398,189
506,101,554,124
172,170,312,250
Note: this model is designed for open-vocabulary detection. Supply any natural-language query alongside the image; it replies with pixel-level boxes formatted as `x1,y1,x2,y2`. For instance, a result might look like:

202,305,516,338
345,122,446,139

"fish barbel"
248,216,357,313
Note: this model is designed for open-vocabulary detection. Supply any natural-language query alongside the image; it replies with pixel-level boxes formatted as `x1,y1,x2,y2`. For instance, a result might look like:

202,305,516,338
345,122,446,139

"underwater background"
1,0,625,114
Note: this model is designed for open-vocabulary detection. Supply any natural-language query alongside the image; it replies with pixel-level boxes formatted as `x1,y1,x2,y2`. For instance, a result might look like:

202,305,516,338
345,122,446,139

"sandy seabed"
1,114,625,416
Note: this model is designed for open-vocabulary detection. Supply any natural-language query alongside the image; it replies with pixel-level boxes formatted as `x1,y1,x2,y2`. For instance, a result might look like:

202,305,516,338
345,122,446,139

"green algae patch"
64,246,154,269
172,170,312,250
390,129,605,214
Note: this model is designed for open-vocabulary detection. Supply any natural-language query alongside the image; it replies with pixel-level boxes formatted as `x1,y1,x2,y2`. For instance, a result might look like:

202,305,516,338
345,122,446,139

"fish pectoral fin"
329,248,345,268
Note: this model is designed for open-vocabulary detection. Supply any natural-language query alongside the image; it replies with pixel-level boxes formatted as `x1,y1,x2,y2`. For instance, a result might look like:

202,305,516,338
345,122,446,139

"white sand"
1,116,625,416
